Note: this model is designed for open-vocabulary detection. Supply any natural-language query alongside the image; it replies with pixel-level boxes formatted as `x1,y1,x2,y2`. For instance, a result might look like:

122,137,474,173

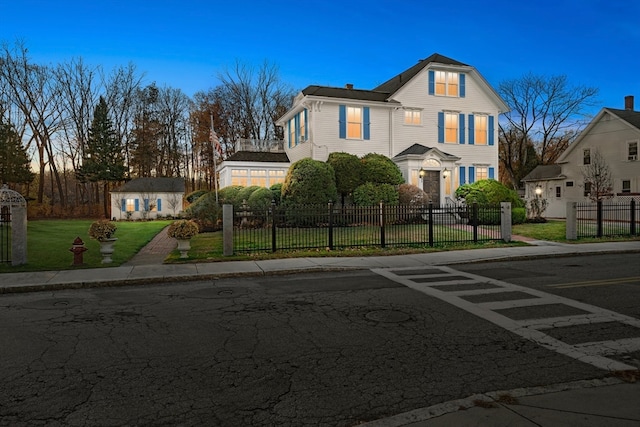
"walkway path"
122,226,177,266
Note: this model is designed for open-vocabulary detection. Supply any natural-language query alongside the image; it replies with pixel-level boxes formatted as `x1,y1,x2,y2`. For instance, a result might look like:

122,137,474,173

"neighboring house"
110,177,185,220
522,96,640,218
274,53,509,205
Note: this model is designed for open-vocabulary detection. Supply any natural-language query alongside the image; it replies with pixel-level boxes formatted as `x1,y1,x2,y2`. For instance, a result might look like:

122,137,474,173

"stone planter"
98,238,117,264
176,238,191,259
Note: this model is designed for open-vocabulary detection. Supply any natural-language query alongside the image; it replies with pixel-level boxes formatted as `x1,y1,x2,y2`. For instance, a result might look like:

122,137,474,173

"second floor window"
444,112,458,143
583,149,591,165
622,180,631,193
584,181,592,197
629,141,638,161
347,107,362,139
474,115,488,145
404,110,421,125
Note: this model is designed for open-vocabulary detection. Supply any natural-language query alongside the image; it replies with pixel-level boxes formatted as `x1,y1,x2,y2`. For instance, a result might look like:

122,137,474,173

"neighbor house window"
556,186,561,198
474,115,488,145
231,169,248,186
622,180,631,193
629,141,638,161
126,198,136,212
268,170,285,185
435,71,459,96
404,109,421,125
584,182,592,197
583,149,591,165
347,106,362,139
251,169,267,187
445,112,458,143
475,166,488,181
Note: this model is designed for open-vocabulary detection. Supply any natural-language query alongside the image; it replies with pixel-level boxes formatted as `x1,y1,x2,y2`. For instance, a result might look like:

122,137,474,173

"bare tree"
582,149,613,202
498,73,599,189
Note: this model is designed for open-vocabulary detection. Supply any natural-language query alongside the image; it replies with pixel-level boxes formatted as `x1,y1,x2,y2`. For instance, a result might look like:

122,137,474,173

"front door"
422,170,440,204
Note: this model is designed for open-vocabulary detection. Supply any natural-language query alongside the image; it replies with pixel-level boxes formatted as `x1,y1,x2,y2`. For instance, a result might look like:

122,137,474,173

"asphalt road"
1,255,637,426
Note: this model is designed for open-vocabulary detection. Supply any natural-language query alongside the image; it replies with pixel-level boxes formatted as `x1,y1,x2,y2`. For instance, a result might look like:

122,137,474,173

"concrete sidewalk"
1,238,640,426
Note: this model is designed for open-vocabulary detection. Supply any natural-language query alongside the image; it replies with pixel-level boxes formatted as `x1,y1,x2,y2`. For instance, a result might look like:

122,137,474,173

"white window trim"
346,106,363,140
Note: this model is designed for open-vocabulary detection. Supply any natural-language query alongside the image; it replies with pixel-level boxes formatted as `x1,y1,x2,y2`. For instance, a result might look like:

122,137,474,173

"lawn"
0,220,172,273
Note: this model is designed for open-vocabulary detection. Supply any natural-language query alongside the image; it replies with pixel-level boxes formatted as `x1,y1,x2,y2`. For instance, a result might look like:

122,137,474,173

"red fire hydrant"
70,237,88,266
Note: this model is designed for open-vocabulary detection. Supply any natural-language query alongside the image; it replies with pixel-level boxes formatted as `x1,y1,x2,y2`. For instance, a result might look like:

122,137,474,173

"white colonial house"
110,177,185,220
522,96,640,218
218,53,509,205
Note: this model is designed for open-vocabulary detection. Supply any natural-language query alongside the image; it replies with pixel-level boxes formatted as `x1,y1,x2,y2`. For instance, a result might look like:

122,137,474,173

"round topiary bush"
353,182,399,206
247,187,274,211
281,158,337,207
455,179,524,208
398,183,429,205
185,189,208,204
185,192,222,231
360,153,404,185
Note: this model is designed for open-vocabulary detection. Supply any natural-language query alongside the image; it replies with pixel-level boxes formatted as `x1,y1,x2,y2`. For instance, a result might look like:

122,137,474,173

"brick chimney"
345,83,353,90
625,95,634,110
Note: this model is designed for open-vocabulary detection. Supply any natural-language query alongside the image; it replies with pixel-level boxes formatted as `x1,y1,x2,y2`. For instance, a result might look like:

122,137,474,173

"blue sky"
2,0,638,114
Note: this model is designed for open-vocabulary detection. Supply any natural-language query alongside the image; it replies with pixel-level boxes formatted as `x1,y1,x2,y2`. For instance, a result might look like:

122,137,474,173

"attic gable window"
428,70,465,97
583,149,591,165
629,141,638,161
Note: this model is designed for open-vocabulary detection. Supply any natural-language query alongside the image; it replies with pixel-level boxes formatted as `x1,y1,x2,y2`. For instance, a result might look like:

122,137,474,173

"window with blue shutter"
134,199,139,211
469,166,475,183
459,114,465,144
468,114,475,145
144,199,149,211
437,112,444,143
294,114,300,144
121,199,126,212
339,105,346,139
157,198,162,212
488,116,495,145
489,167,495,179
428,70,435,95
460,166,466,185
459,73,465,98
363,107,370,140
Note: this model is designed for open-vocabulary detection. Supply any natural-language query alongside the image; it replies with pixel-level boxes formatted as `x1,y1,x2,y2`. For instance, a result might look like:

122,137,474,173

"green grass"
0,220,171,272
512,220,567,241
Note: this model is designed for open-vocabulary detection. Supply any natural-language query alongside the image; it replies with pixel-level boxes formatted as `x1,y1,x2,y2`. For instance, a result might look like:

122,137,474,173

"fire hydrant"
70,236,88,266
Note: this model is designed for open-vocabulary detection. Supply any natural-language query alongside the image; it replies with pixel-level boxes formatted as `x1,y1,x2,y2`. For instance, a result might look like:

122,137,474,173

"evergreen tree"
0,120,35,185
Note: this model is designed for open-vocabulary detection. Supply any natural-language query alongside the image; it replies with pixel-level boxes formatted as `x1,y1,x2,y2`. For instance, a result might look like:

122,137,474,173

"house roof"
113,177,185,193
374,53,468,94
301,85,391,103
521,165,565,182
223,151,290,163
605,108,640,130
393,143,460,160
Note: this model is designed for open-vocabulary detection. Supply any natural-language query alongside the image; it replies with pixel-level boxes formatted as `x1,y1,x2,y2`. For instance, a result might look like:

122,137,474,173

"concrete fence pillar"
223,204,234,256
566,202,577,240
11,205,27,266
500,202,512,243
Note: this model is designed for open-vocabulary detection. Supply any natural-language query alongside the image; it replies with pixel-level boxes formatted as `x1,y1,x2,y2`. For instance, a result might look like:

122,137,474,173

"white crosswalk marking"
371,266,640,372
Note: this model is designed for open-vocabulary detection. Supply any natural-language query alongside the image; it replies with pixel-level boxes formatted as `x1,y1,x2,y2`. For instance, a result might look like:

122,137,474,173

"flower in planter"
88,219,117,241
167,219,199,240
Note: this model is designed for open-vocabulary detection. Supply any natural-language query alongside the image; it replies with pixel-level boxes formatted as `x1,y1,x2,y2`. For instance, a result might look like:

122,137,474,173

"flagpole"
210,114,219,204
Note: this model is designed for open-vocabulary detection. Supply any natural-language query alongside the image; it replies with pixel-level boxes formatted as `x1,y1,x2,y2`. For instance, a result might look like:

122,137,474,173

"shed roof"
223,151,290,163
113,177,185,193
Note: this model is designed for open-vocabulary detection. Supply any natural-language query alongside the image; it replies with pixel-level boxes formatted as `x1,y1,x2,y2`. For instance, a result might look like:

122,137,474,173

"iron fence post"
328,202,334,250
380,201,385,248
271,201,277,252
597,200,603,238
631,200,636,236
428,202,434,247
473,203,479,242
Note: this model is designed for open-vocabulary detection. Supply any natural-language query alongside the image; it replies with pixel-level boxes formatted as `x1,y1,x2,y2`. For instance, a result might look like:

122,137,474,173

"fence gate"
0,206,9,263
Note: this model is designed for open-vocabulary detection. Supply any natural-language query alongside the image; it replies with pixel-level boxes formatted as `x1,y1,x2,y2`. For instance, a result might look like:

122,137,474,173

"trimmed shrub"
327,152,362,203
236,186,261,206
281,158,338,206
398,183,429,205
270,183,283,205
185,189,208,204
218,185,244,207
185,192,222,231
512,207,526,224
247,187,274,212
455,179,524,208
353,182,399,206
360,153,404,185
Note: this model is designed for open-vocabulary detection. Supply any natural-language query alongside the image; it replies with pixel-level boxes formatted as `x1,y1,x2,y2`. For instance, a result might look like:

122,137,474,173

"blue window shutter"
121,199,126,212
459,114,465,144
339,105,346,139
460,166,466,185
144,198,149,211
468,114,475,145
428,70,435,95
489,167,495,179
469,166,475,183
304,109,308,138
294,113,300,143
288,120,292,148
459,73,465,97
363,107,370,140
488,116,495,145
157,198,162,211
437,112,444,143
134,199,139,211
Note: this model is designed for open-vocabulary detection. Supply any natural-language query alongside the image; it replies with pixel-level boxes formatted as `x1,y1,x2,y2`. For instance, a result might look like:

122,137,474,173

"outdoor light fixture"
535,185,542,196
419,167,425,178
442,168,450,178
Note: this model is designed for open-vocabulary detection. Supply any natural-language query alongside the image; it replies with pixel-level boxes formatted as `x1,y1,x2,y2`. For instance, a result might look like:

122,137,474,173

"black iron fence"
576,200,638,238
232,202,503,253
